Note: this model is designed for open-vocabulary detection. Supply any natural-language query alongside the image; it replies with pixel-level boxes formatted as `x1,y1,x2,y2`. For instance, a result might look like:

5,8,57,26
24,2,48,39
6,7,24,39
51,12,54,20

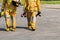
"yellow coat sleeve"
19,0,22,4
24,0,27,11
2,0,7,9
37,0,40,11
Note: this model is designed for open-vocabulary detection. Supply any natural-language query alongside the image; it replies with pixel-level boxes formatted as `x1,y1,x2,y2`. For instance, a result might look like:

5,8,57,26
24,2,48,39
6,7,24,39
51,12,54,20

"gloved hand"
19,2,21,5
0,8,3,17
21,12,27,17
36,11,41,17
1,8,4,12
12,1,19,7
21,10,27,17
0,8,4,17
0,12,1,17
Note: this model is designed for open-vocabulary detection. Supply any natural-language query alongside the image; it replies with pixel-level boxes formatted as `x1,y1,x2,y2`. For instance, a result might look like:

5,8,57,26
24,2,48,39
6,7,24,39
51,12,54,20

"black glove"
1,8,4,12
36,11,41,17
12,1,19,7
19,2,21,5
0,12,1,17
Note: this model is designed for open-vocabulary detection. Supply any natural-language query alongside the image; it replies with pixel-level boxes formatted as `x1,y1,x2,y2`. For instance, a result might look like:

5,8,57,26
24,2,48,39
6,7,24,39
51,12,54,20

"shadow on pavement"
16,26,32,31
0,26,32,31
0,28,6,31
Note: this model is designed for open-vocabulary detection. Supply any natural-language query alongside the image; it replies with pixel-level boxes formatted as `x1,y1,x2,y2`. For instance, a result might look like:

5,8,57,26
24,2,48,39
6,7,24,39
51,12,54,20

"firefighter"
1,0,21,32
23,0,41,31
21,0,41,17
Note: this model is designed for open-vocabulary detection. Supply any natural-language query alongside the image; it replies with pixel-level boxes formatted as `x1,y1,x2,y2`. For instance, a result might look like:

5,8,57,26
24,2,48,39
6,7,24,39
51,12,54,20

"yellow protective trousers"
27,11,37,30
23,0,40,31
4,10,16,31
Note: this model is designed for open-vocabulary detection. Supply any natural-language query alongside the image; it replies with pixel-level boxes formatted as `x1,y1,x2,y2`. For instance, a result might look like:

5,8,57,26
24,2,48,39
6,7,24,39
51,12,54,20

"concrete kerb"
41,4,60,9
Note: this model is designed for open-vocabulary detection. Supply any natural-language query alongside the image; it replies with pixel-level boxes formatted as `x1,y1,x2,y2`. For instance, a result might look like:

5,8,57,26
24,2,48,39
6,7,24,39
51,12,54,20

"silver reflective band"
16,0,19,2
14,0,19,2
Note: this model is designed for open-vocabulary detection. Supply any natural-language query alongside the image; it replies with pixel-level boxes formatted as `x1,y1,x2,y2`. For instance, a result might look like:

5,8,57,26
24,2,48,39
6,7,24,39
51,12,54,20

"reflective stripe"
16,0,19,2
31,16,36,23
13,0,20,2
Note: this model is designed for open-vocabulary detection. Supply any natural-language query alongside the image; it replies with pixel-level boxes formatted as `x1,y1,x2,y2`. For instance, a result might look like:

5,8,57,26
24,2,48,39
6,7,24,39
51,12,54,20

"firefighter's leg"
30,12,36,31
5,11,11,32
11,13,16,31
27,12,32,29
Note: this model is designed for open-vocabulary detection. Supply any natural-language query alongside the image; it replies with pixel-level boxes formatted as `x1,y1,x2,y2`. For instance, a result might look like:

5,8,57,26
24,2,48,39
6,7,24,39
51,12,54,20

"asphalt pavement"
0,4,60,40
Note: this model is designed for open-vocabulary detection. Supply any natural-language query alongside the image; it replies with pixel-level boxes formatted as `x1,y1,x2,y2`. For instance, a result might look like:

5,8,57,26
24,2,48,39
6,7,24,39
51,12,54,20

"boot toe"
6,28,10,32
32,29,36,31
